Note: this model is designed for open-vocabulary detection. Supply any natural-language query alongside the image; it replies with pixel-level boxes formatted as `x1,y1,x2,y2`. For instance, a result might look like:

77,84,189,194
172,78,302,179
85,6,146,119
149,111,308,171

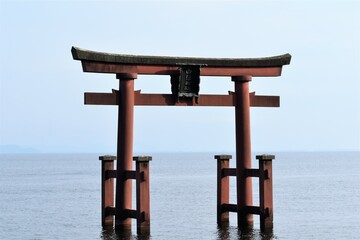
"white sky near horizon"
0,0,359,153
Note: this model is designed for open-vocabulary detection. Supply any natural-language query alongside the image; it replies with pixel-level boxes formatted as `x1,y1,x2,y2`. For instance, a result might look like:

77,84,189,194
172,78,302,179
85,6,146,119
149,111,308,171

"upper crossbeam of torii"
71,47,291,107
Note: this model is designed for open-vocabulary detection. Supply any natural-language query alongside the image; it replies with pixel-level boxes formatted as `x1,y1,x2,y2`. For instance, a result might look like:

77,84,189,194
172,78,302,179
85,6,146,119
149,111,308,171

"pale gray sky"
0,0,359,153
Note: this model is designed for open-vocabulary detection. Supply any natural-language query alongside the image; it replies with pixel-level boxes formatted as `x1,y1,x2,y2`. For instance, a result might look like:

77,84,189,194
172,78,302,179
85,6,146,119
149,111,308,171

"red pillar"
134,156,152,234
257,154,275,231
233,75,253,228
215,155,232,224
99,155,116,227
115,73,137,231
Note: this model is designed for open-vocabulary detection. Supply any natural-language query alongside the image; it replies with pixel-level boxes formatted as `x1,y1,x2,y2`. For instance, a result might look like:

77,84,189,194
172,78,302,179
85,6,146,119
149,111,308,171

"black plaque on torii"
171,65,201,102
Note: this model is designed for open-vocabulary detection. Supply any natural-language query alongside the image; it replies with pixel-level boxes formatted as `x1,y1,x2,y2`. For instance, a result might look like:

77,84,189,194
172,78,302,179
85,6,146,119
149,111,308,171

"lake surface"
0,152,359,239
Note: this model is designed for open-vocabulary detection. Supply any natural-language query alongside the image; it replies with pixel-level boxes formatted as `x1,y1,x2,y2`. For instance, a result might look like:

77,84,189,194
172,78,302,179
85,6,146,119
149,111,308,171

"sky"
0,0,359,153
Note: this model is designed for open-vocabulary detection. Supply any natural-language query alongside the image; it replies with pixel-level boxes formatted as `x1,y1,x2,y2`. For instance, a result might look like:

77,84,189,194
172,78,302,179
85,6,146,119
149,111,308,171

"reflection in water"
100,225,274,240
217,224,276,240
100,227,151,240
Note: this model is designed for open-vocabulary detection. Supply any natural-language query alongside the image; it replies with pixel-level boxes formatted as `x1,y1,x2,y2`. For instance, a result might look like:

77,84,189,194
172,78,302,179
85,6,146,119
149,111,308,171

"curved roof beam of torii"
72,46,291,68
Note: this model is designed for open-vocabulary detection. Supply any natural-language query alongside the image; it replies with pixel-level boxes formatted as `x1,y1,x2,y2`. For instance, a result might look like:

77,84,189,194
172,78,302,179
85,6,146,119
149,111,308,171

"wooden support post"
115,73,137,231
215,154,232,224
233,75,254,228
257,154,275,231
134,156,152,235
99,155,116,227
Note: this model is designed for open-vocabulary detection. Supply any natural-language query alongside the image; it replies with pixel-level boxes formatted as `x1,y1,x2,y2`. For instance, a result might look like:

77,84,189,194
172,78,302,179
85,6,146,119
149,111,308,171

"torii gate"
71,47,291,234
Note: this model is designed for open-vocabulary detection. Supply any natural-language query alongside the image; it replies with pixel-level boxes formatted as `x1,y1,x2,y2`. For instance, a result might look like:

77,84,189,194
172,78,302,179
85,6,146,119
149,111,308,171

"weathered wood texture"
72,47,291,76
72,47,291,67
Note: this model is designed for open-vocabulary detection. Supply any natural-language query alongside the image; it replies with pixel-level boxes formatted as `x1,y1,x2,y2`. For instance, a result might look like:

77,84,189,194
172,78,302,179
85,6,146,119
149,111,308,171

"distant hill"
0,145,39,154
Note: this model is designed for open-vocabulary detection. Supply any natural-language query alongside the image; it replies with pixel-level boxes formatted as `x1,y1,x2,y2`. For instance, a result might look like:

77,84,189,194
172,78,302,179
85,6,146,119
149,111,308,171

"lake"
0,152,359,239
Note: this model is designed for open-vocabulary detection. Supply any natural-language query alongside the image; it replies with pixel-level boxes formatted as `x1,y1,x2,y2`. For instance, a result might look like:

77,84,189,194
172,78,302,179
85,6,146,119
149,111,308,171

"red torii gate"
71,47,291,234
